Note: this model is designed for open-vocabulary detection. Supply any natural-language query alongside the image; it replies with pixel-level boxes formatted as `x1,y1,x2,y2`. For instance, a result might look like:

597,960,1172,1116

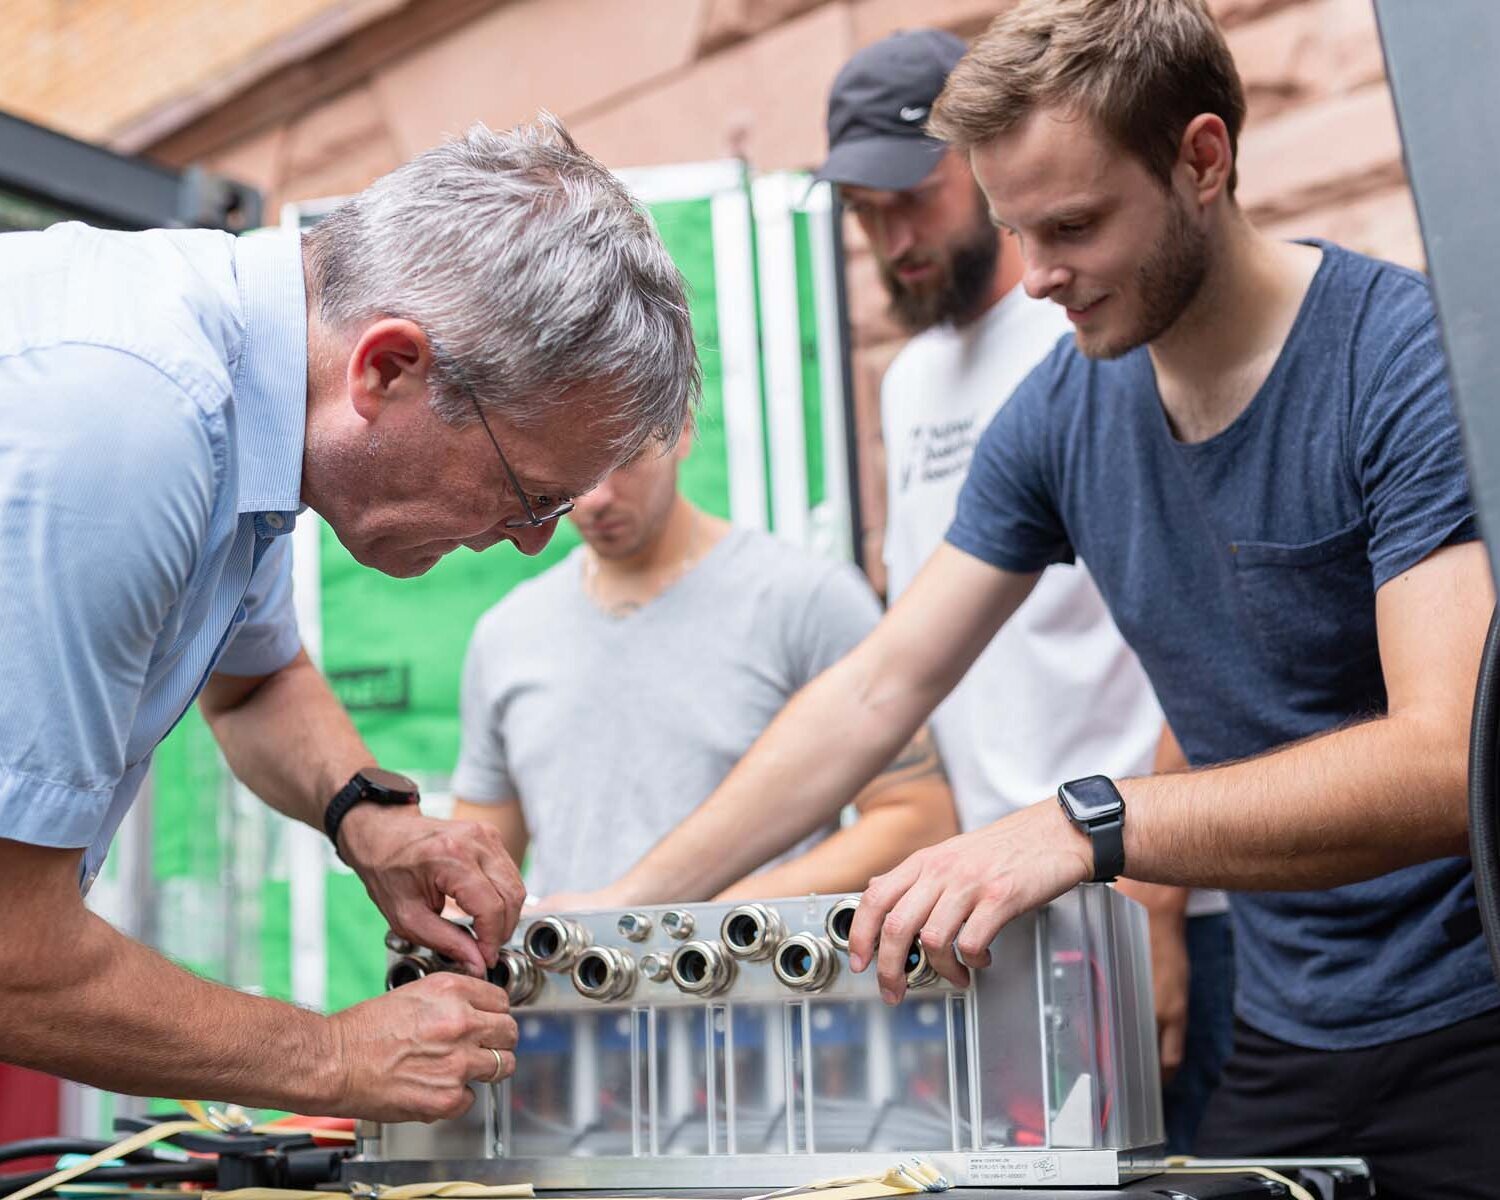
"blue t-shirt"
947,241,1496,1050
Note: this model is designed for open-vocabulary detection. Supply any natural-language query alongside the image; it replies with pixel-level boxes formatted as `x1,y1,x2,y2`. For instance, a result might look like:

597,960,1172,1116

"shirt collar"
230,230,307,527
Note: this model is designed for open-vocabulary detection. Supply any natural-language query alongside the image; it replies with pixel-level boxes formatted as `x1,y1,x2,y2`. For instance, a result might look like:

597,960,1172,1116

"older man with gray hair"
0,115,697,1123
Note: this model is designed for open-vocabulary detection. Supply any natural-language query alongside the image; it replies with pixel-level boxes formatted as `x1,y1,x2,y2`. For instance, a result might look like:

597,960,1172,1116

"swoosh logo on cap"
899,105,929,122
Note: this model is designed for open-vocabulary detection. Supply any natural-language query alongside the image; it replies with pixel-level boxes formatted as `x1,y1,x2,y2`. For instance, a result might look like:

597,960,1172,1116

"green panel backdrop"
793,209,827,511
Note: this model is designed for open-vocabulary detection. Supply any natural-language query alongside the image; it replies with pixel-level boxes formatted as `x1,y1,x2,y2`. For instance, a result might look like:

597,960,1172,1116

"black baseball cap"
815,29,967,192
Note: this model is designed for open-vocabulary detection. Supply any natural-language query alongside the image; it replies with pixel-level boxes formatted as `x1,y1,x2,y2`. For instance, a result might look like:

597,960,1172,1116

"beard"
1078,196,1210,360
578,516,647,561
880,208,1001,334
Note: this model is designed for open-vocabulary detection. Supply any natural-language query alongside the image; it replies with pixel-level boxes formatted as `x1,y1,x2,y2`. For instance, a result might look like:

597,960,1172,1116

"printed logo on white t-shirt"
897,414,979,494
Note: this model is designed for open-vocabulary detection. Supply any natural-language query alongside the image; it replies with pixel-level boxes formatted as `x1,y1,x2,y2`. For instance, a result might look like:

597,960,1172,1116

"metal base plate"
345,1149,1160,1190
343,1154,1371,1197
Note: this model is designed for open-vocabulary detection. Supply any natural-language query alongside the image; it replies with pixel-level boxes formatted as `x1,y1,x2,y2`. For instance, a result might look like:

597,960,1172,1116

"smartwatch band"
1088,814,1126,883
323,769,418,852
1057,775,1127,883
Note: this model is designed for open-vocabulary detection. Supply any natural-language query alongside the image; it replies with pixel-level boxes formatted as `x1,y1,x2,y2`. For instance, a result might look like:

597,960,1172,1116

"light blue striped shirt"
0,223,306,890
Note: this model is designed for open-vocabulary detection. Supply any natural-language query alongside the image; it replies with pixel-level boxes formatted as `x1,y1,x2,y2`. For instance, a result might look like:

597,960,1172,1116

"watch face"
362,767,419,800
1061,775,1123,821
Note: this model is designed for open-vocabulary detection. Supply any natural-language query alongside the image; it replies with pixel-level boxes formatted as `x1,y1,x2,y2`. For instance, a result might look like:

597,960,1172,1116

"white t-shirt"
880,288,1226,917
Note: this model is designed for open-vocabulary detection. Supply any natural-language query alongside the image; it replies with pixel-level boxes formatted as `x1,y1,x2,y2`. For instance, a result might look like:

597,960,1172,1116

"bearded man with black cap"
818,29,1234,1153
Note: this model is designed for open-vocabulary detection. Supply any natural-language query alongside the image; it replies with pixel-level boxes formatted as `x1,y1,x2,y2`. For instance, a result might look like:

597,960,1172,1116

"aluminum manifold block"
359,887,1164,1190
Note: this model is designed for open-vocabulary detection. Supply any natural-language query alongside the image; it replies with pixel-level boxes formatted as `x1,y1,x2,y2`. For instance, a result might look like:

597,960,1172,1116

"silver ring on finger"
487,1047,505,1083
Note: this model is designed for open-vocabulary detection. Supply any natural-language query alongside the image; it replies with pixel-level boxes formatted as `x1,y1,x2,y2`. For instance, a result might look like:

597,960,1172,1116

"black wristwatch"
1057,775,1126,882
324,767,420,854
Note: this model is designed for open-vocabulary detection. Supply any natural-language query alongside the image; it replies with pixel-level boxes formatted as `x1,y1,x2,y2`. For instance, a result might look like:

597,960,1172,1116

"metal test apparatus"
358,888,1162,1191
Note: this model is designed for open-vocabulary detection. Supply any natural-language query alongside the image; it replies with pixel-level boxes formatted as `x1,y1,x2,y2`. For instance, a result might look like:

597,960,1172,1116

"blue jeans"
1162,911,1235,1154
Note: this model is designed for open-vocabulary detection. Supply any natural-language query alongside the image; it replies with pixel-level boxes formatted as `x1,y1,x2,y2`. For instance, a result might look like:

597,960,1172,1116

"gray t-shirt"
452,527,882,896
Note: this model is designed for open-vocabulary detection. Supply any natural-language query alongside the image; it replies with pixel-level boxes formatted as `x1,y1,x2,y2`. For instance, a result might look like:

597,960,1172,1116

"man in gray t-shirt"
451,433,957,903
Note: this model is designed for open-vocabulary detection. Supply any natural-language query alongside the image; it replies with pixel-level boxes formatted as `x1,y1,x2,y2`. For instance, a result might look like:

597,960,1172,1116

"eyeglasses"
469,395,575,529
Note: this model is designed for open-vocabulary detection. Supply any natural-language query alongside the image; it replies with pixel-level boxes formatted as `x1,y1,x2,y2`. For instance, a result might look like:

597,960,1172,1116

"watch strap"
1057,776,1127,883
323,771,417,852
323,775,371,849
1089,814,1126,883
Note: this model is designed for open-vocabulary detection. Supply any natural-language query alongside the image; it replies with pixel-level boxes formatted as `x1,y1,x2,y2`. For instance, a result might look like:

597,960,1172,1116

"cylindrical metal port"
616,912,653,941
773,933,839,992
489,948,542,1005
824,898,859,950
660,909,695,940
669,939,735,996
639,952,670,982
572,946,637,1002
524,915,589,971
904,939,938,989
385,954,432,990
384,929,416,956
720,903,786,961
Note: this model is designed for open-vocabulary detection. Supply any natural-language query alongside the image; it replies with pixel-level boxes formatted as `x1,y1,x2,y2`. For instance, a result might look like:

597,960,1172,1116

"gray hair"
303,113,699,454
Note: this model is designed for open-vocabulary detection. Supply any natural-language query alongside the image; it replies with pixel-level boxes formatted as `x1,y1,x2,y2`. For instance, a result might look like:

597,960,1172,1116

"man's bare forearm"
6,839,522,1123
716,778,957,901
602,549,1035,906
6,882,337,1109
204,657,528,973
1114,723,1194,912
717,728,958,899
616,656,929,903
1122,711,1470,890
201,651,374,829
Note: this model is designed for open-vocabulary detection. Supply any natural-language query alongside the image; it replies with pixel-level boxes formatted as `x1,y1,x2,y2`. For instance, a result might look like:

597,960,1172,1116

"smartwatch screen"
1062,775,1122,821
363,767,419,799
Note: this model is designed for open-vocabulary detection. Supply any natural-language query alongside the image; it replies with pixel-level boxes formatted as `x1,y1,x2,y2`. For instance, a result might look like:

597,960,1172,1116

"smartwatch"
324,767,420,854
1056,775,1126,882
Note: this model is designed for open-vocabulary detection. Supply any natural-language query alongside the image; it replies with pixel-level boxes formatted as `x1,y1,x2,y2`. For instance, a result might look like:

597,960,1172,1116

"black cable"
0,1160,216,1198
0,1138,166,1166
1467,604,1500,985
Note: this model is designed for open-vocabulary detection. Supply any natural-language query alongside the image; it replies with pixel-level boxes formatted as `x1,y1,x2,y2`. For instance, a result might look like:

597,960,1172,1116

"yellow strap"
202,1193,327,1200
785,1184,914,1200
209,1186,535,1200
5,1100,355,1200
204,1194,332,1200
176,1100,219,1128
364,1186,535,1200
4,1119,205,1200
748,1155,942,1200
9,1109,924,1200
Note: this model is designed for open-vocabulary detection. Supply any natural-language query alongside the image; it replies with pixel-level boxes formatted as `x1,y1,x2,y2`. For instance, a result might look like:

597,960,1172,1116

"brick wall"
3,0,1421,584
0,0,401,144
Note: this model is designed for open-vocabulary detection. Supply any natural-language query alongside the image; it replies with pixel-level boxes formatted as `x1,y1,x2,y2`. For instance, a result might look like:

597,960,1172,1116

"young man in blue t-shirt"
571,1,1497,1192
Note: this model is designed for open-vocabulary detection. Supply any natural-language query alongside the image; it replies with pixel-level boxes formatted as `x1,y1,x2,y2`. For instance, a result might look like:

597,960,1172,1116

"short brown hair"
930,0,1246,195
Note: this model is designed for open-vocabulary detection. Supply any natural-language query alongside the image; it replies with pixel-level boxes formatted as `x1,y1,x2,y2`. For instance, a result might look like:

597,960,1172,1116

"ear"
673,424,694,462
1177,113,1234,209
345,318,433,424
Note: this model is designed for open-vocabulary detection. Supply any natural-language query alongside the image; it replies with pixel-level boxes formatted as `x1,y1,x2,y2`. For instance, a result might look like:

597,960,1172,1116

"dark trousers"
1195,1007,1500,1199
1162,911,1236,1155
